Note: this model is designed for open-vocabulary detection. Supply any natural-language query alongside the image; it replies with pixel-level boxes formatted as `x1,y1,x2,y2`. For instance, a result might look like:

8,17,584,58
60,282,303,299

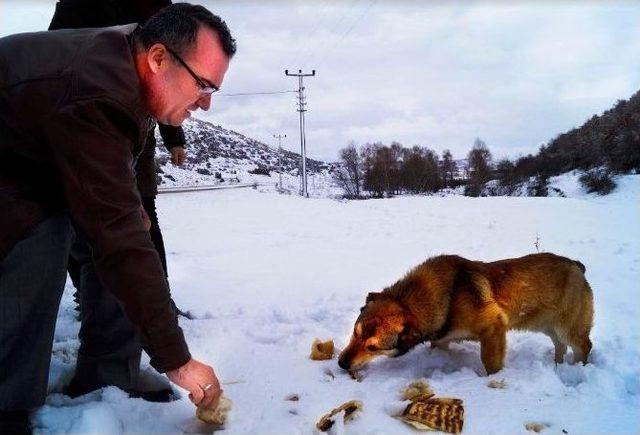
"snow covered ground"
35,175,639,434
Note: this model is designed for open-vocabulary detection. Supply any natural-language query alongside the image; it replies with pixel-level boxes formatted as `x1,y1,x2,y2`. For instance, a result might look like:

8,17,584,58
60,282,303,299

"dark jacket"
49,0,186,197
0,25,190,372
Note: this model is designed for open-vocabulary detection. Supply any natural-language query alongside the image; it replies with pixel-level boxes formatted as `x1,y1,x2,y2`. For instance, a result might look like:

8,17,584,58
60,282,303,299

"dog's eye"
366,344,379,352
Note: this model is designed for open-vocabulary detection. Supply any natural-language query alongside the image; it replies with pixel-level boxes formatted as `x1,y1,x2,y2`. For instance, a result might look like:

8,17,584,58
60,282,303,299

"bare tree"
440,149,455,188
333,141,363,198
465,138,492,196
495,158,518,195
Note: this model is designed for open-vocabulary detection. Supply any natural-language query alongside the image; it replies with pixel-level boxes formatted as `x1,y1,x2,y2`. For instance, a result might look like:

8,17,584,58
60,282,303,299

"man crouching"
0,4,234,433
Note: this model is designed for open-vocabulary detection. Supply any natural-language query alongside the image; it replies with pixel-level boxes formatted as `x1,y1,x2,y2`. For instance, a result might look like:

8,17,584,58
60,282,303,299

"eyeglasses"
165,46,219,95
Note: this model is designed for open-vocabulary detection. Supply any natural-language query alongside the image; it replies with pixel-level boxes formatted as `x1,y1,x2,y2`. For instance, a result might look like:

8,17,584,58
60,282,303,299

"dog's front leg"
479,325,507,375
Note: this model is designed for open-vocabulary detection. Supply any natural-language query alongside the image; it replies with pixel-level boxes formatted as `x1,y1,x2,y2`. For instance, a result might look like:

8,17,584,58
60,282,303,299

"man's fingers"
170,148,186,166
189,386,205,405
201,385,222,409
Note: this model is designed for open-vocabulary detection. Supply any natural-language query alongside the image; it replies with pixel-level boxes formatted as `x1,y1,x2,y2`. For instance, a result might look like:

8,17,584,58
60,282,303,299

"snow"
34,174,640,434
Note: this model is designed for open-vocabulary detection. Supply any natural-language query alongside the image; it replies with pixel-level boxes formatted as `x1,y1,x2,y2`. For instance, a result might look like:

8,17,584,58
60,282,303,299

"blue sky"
2,0,639,162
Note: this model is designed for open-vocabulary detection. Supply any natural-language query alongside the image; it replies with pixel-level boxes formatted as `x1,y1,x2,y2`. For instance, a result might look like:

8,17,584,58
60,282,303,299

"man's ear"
147,43,169,73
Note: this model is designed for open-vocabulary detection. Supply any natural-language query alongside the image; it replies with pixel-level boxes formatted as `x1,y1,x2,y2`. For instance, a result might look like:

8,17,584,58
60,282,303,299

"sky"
1,0,639,162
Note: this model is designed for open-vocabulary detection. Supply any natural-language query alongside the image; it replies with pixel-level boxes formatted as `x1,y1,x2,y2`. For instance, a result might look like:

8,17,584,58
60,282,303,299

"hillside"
155,118,334,191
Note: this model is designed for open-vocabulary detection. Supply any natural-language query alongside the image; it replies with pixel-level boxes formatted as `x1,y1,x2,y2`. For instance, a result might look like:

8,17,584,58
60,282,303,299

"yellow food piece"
525,422,549,432
487,379,507,389
310,339,335,360
196,395,233,426
402,379,435,402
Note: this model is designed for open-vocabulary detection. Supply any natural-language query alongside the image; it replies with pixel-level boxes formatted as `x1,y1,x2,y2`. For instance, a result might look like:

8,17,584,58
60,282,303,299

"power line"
289,0,334,66
299,0,368,67
217,90,297,97
313,0,376,70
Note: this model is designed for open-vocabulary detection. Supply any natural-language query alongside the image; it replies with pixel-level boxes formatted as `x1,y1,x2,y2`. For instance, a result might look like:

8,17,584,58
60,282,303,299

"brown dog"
338,253,593,375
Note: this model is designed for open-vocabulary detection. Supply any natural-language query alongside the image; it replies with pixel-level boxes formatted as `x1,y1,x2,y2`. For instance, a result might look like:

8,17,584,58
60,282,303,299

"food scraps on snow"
397,380,464,434
316,400,363,432
487,379,508,389
310,339,335,360
196,395,233,427
401,379,435,402
400,397,464,434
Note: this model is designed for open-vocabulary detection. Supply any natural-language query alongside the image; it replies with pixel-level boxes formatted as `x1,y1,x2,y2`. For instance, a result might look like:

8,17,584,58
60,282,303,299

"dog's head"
338,292,423,371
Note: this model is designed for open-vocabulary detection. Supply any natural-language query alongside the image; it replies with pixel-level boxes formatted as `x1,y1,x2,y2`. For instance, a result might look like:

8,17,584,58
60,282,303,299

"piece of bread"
401,379,435,402
196,395,233,426
310,339,335,360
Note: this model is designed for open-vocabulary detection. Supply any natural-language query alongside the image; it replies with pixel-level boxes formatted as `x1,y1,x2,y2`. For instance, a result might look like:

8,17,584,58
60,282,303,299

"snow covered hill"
155,117,337,196
37,174,640,434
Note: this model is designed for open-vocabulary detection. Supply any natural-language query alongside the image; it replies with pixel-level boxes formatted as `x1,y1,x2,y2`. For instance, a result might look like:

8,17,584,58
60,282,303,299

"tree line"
332,141,459,198
334,89,640,198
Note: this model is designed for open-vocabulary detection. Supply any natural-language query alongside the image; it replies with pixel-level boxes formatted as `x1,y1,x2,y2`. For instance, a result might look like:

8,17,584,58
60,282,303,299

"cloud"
2,0,638,162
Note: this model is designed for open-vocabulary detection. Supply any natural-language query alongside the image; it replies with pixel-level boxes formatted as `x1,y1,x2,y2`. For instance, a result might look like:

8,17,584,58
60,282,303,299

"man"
0,3,236,433
49,0,190,315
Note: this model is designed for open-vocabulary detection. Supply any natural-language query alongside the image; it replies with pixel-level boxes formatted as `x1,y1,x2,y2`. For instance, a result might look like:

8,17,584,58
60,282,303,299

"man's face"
143,26,230,126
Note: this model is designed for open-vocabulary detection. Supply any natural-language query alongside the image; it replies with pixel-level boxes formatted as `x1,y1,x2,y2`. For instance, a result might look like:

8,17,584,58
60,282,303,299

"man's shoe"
0,410,31,435
126,388,176,403
62,377,101,399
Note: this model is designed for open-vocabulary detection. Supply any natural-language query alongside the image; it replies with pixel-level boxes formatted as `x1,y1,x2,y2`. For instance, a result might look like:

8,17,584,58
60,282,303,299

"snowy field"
36,175,639,434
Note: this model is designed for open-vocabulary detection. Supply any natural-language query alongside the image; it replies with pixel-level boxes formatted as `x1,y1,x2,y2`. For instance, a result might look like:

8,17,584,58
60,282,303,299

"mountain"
525,89,640,177
155,117,335,188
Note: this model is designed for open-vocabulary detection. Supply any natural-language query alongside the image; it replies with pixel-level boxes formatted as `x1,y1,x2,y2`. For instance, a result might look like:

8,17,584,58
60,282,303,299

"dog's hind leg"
545,329,567,364
478,305,509,375
480,328,507,375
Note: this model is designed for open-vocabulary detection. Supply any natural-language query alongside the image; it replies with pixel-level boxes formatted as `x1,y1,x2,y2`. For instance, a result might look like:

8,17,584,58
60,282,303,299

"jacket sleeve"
44,98,190,373
158,122,186,151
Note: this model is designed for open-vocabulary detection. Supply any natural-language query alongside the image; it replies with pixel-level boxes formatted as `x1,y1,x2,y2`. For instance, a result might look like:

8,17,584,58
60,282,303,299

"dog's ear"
361,292,383,312
365,292,383,303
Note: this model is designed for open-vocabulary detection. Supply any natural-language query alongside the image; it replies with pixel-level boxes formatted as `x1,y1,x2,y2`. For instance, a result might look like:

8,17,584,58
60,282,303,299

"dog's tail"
573,260,586,274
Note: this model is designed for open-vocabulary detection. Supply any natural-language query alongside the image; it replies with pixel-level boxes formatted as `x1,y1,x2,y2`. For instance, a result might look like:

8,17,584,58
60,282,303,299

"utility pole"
285,69,315,197
273,133,286,191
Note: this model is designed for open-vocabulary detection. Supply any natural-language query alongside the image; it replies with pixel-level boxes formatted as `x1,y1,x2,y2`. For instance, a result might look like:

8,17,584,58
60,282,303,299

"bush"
248,166,270,176
579,170,617,195
464,182,483,197
527,173,549,197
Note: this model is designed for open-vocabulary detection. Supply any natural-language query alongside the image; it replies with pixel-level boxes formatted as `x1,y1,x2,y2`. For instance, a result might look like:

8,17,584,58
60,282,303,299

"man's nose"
197,93,212,111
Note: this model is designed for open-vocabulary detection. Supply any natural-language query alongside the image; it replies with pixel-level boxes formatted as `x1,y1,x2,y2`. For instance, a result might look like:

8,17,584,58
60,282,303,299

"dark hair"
135,3,236,58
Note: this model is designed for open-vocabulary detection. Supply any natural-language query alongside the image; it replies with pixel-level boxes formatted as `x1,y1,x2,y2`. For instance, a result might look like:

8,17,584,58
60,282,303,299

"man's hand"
170,147,186,166
166,358,222,408
140,205,151,231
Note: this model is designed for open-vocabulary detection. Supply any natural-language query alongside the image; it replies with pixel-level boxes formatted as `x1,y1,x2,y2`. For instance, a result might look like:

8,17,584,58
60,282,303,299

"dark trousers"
70,233,141,396
67,195,167,289
0,213,141,410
